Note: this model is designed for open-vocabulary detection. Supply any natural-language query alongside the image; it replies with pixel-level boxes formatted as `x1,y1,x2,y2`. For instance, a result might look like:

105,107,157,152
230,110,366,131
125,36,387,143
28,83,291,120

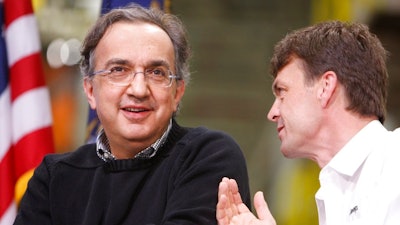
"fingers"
221,177,241,214
237,202,252,214
230,204,259,225
216,194,229,225
218,182,277,225
218,178,229,202
229,192,276,225
227,178,243,205
253,191,277,225
217,177,238,225
218,177,262,225
217,179,227,224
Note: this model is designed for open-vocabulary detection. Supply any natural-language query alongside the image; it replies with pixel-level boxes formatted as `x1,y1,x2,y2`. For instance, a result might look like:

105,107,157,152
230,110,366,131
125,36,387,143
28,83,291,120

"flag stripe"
0,86,11,160
3,0,33,27
14,127,53,177
12,87,52,144
9,54,45,101
0,147,15,215
5,15,41,67
0,129,52,219
0,202,16,225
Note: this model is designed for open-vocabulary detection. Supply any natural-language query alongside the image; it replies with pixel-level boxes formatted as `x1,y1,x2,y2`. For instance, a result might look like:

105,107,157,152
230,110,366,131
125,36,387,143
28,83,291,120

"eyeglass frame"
88,67,181,88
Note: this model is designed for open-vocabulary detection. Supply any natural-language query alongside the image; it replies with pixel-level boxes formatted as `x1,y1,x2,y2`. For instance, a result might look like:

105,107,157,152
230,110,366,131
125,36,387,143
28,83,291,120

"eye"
105,66,131,82
275,86,286,100
109,66,128,74
146,68,167,77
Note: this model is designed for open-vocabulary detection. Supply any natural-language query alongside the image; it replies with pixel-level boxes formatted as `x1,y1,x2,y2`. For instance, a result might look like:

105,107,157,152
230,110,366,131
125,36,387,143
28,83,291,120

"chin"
280,147,295,159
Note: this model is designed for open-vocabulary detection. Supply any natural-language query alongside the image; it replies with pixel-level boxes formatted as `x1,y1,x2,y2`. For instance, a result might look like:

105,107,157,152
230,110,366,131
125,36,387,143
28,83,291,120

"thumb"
254,191,276,224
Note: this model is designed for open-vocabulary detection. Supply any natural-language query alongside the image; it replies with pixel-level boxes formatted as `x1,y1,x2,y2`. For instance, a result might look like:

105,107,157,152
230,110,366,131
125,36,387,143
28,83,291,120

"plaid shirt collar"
96,119,172,162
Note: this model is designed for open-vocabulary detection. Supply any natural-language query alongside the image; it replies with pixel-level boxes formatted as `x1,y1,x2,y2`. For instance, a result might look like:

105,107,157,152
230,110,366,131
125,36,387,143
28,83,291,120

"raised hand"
216,177,277,225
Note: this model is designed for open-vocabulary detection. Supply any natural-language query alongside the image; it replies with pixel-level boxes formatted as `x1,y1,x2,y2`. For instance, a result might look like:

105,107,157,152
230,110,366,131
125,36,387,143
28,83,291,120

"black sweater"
14,121,251,225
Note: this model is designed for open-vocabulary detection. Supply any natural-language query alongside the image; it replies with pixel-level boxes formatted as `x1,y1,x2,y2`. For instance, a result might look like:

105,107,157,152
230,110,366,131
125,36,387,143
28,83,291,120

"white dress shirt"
316,120,400,225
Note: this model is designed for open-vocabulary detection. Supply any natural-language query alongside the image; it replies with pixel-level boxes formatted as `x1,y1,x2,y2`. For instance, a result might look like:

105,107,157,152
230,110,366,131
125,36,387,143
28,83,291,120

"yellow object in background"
14,169,34,206
32,0,46,12
311,0,352,22
272,160,320,225
311,0,385,23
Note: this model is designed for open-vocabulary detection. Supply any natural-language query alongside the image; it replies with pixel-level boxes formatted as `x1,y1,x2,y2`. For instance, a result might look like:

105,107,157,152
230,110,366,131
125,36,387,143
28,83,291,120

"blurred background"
34,0,400,224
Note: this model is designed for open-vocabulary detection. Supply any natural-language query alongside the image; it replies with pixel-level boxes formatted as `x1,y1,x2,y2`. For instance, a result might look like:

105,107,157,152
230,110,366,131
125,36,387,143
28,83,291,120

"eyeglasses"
90,66,179,87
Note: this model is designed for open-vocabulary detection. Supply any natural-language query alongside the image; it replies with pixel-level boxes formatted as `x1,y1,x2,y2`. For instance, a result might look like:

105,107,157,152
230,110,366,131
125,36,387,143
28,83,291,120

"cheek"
281,97,309,127
156,87,183,112
93,86,123,110
289,102,320,136
157,93,177,112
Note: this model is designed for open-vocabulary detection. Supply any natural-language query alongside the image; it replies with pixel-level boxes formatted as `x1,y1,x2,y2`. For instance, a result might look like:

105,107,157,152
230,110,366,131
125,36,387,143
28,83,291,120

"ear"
83,78,97,110
317,71,338,108
173,80,185,111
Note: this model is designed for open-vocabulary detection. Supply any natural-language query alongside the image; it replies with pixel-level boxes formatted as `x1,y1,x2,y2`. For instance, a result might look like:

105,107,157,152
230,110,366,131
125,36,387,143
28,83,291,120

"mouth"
120,106,152,120
277,125,284,133
122,107,149,113
276,124,285,140
276,124,285,133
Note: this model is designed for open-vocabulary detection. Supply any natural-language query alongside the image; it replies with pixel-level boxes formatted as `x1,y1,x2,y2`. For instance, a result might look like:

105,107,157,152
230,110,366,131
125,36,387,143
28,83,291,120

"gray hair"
80,3,191,84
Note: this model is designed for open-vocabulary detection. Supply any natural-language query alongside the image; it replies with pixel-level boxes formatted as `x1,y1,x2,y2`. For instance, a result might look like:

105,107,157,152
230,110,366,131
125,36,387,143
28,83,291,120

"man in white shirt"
216,20,400,225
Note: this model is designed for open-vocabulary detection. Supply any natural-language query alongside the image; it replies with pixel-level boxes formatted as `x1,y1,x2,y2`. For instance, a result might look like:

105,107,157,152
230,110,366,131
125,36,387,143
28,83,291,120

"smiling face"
83,22,185,158
267,58,323,159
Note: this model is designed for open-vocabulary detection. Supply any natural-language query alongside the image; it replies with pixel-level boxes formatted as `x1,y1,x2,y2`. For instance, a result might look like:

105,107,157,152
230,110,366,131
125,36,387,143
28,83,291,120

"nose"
267,99,280,122
126,73,149,97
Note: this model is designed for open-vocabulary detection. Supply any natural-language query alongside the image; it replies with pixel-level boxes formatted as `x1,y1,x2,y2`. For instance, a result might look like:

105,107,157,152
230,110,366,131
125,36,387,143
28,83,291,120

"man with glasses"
14,4,250,225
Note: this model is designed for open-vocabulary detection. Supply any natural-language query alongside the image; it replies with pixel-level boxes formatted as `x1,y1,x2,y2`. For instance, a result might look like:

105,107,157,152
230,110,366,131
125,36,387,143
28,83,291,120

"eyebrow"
271,78,287,97
272,80,279,95
104,58,131,68
147,59,171,69
103,58,171,69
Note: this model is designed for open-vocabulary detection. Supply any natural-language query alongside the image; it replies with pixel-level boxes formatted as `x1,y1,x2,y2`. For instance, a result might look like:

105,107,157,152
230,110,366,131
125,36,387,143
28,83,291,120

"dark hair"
80,3,191,84
270,20,388,123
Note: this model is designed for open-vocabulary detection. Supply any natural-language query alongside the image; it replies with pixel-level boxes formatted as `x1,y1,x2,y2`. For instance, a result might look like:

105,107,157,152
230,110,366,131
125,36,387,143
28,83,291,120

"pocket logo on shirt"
349,205,358,215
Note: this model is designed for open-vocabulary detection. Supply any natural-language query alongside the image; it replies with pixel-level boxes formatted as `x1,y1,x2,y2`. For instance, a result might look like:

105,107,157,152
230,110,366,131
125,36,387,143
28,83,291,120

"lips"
276,119,284,132
123,107,148,112
120,104,152,120
276,120,285,139
120,101,152,112
277,126,284,133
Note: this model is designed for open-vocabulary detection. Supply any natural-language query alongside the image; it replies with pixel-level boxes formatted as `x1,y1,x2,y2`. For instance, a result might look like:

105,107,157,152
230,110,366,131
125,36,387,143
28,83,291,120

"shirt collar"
322,120,387,177
96,119,172,162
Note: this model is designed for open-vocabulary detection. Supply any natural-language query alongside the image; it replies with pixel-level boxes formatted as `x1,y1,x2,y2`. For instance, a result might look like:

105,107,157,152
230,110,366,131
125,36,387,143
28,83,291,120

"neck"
312,113,376,168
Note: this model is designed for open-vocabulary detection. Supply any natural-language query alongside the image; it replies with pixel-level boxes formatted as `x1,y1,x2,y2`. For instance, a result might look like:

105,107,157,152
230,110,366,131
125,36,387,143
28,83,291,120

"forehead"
94,21,175,68
272,58,306,91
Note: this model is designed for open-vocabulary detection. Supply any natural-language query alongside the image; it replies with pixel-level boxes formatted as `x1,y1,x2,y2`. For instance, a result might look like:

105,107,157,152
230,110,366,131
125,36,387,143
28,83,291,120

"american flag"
0,0,54,224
